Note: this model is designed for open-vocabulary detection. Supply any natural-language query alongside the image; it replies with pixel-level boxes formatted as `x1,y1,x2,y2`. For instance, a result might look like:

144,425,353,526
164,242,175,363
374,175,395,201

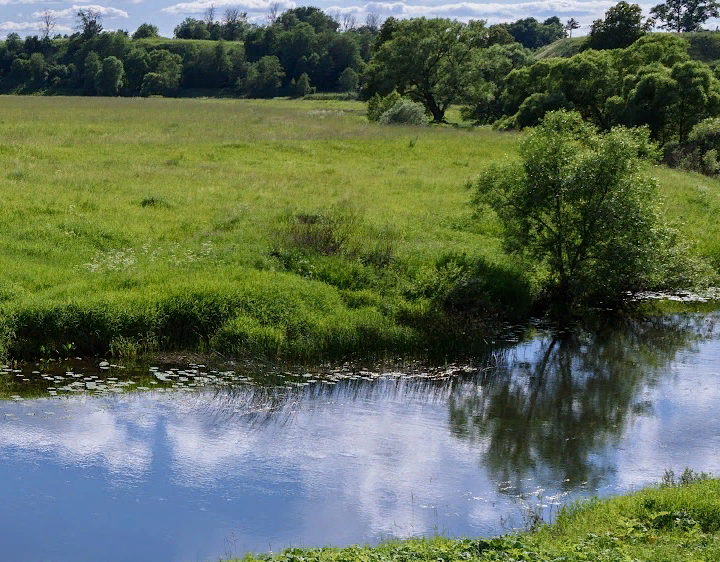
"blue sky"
0,0,680,40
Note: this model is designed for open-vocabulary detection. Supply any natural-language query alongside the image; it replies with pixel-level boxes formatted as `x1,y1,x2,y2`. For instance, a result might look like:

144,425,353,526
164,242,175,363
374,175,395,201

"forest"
0,6,569,99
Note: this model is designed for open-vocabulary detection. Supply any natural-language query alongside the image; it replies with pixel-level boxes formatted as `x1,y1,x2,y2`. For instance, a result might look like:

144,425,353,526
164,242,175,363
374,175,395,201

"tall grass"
0,96,718,359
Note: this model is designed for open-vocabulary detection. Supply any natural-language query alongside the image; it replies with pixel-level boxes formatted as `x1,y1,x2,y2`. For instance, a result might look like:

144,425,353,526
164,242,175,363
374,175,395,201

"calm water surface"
1,313,719,562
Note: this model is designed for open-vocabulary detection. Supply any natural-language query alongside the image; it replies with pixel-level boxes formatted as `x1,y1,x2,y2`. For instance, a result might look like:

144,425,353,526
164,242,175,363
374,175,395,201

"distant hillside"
685,31,720,62
534,37,586,59
133,37,244,51
535,32,720,63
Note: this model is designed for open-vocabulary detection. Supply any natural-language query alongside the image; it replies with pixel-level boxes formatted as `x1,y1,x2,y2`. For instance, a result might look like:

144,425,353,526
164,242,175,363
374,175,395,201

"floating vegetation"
0,358,483,403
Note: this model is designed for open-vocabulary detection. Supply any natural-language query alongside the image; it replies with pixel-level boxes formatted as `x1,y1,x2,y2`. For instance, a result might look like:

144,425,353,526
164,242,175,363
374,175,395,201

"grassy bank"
0,96,719,360
230,474,720,562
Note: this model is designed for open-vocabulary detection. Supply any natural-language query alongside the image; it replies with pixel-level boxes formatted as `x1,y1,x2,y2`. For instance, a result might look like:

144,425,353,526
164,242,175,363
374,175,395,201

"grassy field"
228,474,720,562
0,96,718,360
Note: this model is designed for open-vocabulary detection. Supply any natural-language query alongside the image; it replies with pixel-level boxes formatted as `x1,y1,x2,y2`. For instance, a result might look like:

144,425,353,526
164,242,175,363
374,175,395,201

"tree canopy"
586,1,653,50
363,18,500,122
472,110,681,317
650,0,720,31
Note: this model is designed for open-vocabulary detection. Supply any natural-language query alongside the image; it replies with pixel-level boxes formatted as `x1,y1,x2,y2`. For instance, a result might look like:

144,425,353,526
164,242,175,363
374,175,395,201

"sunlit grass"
0,96,718,359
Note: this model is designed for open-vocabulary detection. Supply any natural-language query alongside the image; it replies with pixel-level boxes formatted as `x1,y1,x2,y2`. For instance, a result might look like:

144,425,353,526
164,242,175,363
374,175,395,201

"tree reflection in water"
448,314,717,493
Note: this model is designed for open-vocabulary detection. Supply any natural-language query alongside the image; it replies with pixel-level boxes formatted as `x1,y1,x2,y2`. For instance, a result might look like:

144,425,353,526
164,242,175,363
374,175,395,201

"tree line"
0,6,573,98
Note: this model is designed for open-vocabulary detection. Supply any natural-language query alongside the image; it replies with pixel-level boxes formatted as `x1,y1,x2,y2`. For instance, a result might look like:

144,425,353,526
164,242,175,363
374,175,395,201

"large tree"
586,1,652,50
504,17,566,49
363,18,493,122
472,110,680,318
650,0,720,31
76,8,104,40
132,23,159,40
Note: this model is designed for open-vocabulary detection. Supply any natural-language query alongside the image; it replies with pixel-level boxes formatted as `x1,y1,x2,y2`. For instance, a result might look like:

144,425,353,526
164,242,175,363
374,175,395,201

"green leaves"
472,110,691,316
365,18,493,122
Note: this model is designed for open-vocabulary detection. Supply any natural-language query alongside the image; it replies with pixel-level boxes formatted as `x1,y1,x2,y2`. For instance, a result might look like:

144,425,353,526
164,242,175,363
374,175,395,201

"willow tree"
472,110,695,321
364,18,492,123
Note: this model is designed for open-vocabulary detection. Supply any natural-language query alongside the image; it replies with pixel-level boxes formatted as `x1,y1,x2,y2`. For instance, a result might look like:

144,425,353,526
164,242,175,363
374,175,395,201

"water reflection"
448,314,714,492
1,313,719,562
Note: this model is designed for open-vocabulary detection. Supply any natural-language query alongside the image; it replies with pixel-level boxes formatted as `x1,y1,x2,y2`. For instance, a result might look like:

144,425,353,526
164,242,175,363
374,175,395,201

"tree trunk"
425,95,445,123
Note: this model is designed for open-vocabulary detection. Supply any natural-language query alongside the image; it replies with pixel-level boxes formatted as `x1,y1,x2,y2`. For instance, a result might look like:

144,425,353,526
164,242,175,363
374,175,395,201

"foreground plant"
471,110,710,322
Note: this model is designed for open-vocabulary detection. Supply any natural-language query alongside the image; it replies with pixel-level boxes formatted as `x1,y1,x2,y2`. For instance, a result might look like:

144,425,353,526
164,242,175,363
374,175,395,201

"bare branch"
365,12,382,33
341,12,358,31
38,9,57,39
265,2,280,25
204,4,216,25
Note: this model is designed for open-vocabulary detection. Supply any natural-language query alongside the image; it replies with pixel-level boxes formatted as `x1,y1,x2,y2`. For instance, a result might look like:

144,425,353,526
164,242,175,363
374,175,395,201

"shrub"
288,72,313,98
473,110,701,320
367,90,402,121
667,116,720,175
337,67,359,93
378,99,428,125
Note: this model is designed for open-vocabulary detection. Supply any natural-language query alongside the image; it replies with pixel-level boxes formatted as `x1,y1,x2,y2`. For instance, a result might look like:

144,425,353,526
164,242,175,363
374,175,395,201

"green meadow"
0,95,719,360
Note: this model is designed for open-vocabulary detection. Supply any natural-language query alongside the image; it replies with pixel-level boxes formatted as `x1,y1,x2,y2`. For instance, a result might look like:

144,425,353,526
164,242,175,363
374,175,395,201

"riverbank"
229,472,720,562
1,96,720,361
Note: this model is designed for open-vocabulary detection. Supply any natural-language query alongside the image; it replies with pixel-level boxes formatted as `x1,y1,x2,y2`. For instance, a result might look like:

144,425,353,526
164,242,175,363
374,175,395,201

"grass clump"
228,475,720,562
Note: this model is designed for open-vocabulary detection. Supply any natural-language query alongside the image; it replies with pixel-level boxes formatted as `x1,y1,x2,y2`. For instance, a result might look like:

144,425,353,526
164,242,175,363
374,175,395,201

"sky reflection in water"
1,313,719,562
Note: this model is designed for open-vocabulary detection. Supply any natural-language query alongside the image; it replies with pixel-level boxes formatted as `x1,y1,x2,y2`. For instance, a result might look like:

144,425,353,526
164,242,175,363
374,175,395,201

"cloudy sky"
0,0,667,40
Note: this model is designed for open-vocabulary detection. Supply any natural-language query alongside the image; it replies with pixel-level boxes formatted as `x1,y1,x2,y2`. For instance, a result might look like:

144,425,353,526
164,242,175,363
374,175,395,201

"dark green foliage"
94,56,124,96
461,43,534,124
426,252,532,322
173,17,210,40
367,90,402,121
239,55,285,98
289,72,313,98
586,1,652,50
132,23,159,40
140,49,182,96
503,17,566,49
83,51,101,94
124,48,150,92
666,116,720,174
337,67,358,92
651,0,720,31
279,7,340,33
473,110,692,317
486,33,720,147
685,31,720,61
623,59,720,143
363,18,497,122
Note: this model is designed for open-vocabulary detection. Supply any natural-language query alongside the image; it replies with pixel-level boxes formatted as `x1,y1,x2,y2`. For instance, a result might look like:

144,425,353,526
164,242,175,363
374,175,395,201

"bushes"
367,91,428,125
667,116,720,175
473,110,706,318
367,90,402,121
378,99,428,125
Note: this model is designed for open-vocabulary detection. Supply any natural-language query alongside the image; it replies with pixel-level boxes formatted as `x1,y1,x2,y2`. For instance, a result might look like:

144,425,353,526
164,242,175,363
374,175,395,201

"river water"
1,313,719,562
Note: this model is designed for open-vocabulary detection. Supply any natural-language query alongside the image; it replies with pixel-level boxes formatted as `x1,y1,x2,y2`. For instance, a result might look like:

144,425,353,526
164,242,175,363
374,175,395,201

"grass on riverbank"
230,473,720,562
0,96,719,360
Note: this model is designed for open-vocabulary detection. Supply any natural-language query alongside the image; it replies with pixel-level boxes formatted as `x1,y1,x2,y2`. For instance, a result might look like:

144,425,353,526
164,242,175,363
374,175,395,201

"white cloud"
32,4,130,20
162,0,295,15
0,19,37,29
0,0,46,5
324,0,654,24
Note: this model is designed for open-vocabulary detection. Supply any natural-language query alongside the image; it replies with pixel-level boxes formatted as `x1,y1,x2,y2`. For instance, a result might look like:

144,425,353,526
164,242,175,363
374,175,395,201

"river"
1,312,719,562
